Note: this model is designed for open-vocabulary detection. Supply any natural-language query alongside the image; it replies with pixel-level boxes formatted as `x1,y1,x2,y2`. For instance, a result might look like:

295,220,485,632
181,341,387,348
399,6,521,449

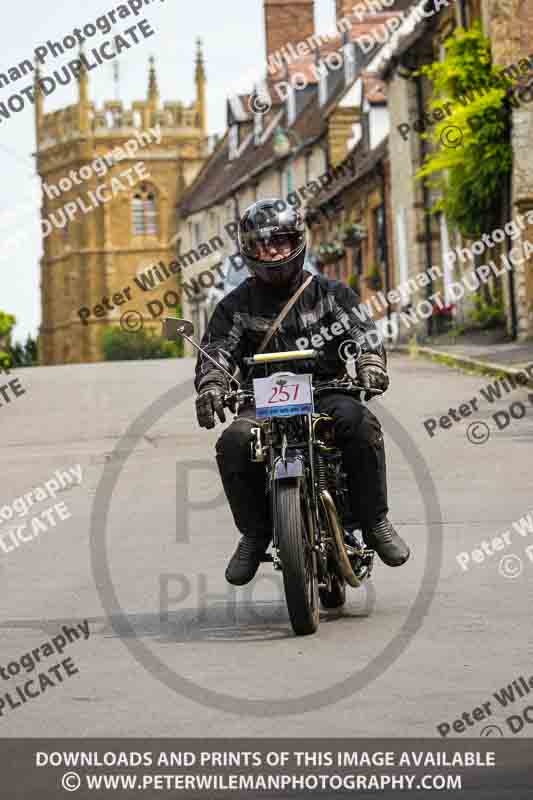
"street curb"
391,344,533,389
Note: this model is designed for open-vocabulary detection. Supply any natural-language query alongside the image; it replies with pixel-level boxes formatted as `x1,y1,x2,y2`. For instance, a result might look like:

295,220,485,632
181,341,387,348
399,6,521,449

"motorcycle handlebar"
222,383,383,409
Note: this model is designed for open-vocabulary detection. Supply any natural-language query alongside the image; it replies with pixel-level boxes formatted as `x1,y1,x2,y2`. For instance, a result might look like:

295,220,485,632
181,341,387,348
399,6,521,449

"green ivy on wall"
416,23,513,238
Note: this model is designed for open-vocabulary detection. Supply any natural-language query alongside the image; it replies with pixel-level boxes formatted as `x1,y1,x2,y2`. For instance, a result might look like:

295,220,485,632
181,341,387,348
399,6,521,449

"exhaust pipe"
319,489,363,588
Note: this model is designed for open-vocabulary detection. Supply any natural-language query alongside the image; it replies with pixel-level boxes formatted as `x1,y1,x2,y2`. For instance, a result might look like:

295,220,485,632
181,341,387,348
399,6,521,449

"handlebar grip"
244,349,317,366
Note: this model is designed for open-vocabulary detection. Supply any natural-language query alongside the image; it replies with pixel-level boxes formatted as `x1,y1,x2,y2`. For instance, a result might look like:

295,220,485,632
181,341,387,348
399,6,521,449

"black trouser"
215,393,388,540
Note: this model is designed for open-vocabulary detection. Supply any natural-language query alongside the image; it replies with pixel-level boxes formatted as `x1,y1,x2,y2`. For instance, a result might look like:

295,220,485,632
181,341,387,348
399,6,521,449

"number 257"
268,384,300,403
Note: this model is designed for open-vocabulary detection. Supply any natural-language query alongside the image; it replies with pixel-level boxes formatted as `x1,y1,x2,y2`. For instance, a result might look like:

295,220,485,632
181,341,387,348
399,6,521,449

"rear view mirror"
163,317,195,341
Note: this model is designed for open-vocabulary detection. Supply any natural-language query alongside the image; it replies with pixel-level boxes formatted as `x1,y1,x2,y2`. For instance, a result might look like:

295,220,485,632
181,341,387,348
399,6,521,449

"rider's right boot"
225,534,270,586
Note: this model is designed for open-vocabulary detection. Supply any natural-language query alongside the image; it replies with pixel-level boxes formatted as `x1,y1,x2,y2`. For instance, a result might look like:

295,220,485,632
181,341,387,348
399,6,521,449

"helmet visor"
239,206,305,263
242,231,304,262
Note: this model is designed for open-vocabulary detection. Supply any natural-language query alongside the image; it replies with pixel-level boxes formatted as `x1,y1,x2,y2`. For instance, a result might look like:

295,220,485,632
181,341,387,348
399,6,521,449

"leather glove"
357,353,389,392
195,383,227,429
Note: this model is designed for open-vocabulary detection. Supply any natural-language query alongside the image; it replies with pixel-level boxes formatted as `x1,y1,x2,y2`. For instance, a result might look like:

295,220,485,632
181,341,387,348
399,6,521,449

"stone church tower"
36,44,208,364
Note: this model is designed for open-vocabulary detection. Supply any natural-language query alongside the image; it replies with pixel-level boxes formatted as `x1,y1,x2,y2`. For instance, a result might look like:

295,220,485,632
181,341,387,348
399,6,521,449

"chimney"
264,0,315,80
335,0,353,18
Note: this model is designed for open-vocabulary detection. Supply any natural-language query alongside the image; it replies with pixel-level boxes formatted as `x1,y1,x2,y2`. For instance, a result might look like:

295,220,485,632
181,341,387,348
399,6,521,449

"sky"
0,0,334,343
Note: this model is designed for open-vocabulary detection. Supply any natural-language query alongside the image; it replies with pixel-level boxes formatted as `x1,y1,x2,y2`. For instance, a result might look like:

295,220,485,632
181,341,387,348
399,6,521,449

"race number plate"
253,373,314,419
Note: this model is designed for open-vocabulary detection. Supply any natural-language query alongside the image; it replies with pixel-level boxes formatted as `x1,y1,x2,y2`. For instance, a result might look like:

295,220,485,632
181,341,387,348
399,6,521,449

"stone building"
488,0,533,340
305,96,395,313
176,0,413,351
376,4,456,342
37,45,208,365
380,0,533,341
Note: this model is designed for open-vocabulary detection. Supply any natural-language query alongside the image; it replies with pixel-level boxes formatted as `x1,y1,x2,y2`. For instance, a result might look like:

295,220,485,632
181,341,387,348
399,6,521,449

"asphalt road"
1,354,532,737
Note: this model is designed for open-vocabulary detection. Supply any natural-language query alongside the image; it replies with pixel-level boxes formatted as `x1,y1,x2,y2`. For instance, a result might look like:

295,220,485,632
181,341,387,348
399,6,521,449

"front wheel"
275,478,319,636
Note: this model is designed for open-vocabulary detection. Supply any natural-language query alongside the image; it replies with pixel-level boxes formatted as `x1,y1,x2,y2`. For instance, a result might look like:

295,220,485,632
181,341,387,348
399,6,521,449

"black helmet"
238,199,307,289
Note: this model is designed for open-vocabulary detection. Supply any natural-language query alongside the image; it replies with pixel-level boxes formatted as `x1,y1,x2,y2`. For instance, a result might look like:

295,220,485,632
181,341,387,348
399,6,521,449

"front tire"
275,478,319,636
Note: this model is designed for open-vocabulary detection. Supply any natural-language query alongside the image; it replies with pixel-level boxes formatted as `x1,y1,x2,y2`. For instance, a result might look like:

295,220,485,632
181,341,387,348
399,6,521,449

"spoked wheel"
319,569,346,610
275,478,319,636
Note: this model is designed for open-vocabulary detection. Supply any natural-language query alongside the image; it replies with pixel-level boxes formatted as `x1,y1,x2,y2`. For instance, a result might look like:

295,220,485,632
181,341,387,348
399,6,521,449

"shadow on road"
0,587,375,647
119,587,375,644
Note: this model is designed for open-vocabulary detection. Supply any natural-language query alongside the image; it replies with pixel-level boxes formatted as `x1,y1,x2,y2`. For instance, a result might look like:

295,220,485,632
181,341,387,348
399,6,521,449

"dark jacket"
194,271,385,393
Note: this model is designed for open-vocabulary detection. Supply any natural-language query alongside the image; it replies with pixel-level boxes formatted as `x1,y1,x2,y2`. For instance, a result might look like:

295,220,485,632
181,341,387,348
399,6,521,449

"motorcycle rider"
194,199,410,586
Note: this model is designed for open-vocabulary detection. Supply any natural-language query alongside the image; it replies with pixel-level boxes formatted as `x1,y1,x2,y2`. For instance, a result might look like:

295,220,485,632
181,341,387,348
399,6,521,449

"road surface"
1,354,532,738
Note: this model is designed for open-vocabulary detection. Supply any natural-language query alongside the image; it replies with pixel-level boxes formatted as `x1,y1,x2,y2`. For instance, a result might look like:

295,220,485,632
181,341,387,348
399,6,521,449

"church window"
132,184,158,235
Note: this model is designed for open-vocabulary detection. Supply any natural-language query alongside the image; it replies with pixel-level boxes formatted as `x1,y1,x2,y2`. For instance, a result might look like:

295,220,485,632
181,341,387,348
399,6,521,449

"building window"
373,204,386,266
132,184,158,235
193,220,204,247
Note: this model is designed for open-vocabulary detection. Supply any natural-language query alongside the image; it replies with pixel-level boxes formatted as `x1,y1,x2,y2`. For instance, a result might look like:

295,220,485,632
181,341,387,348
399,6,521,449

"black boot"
363,518,410,567
225,535,269,586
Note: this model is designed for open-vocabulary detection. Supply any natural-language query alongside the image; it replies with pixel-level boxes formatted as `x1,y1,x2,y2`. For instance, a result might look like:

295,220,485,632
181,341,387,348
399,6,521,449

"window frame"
132,183,158,236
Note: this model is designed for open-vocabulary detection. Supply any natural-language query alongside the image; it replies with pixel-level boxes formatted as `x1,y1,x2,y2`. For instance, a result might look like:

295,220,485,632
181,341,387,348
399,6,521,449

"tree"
101,327,182,361
10,335,38,367
0,310,16,339
0,310,16,369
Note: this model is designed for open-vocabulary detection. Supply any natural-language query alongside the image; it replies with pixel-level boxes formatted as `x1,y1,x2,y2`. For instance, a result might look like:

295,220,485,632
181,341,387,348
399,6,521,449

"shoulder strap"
257,272,313,355
231,272,313,387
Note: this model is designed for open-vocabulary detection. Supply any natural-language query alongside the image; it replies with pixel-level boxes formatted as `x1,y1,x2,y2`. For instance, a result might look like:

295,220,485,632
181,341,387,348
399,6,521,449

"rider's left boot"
363,517,410,567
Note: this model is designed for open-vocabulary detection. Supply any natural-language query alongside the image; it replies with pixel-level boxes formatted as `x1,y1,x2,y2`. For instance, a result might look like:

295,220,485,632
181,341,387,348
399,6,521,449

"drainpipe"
505,120,518,340
378,161,391,320
415,73,434,337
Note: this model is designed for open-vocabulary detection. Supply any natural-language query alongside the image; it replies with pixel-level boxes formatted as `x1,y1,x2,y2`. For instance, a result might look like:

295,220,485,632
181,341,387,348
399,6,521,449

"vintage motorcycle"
165,317,380,637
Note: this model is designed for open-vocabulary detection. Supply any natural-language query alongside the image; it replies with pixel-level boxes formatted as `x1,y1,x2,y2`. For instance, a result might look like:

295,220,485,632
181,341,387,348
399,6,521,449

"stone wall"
387,72,439,340
489,0,533,339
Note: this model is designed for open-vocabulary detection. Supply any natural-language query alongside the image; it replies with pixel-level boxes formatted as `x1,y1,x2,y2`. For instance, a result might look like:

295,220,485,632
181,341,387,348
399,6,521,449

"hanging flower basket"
330,241,346,261
340,222,368,245
317,242,345,264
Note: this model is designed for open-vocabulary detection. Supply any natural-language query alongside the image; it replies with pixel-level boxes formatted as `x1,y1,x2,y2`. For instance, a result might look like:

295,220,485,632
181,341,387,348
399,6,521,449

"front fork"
250,416,330,582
